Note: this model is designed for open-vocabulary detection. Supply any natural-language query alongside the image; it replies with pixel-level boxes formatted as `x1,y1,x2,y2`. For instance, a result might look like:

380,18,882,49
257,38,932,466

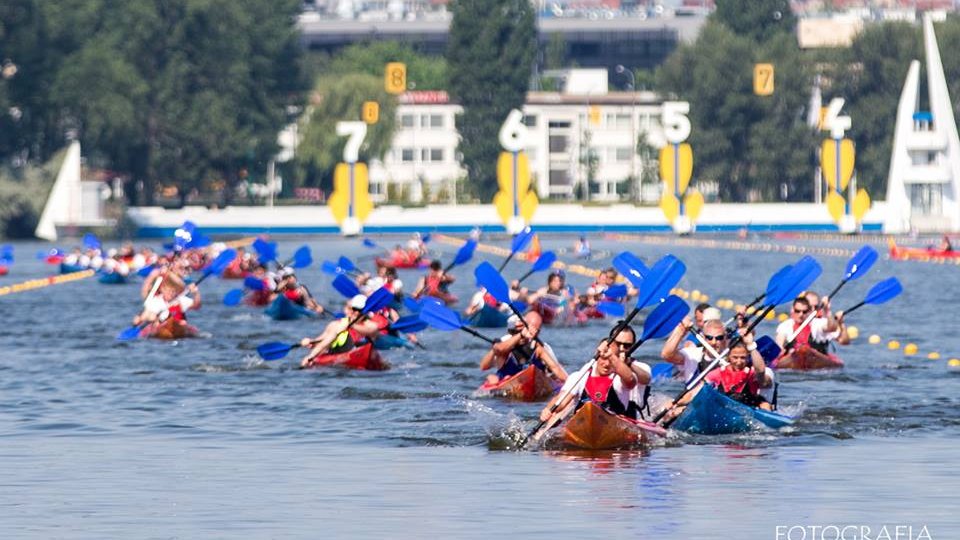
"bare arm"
660,317,692,364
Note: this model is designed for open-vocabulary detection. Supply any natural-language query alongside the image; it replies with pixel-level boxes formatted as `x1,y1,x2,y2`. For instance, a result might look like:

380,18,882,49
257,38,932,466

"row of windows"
398,148,446,163
399,114,446,129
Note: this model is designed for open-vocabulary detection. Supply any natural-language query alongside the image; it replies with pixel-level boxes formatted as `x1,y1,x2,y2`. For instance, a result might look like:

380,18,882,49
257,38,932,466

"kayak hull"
476,365,556,402
303,343,389,371
60,262,87,274
532,301,586,326
374,334,414,350
98,272,127,285
0,265,8,276
772,348,844,370
671,383,794,435
555,402,666,450
469,305,509,328
141,318,199,340
375,256,430,270
889,239,960,261
265,296,316,321
221,266,247,279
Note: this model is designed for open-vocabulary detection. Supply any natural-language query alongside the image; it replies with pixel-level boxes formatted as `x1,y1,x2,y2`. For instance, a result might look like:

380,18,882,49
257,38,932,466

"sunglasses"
793,308,810,315
613,340,634,348
703,333,726,341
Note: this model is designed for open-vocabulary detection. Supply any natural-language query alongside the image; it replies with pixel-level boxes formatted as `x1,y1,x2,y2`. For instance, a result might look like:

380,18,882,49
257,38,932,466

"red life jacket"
168,304,186,321
483,292,499,308
708,366,760,396
369,312,391,335
283,288,303,303
584,374,615,404
425,274,443,295
792,321,812,348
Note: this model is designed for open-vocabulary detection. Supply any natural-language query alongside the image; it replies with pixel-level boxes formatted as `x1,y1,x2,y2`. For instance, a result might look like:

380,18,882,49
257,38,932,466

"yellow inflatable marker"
903,343,918,356
659,143,693,194
868,334,881,344
821,138,855,191
887,340,901,350
852,188,871,221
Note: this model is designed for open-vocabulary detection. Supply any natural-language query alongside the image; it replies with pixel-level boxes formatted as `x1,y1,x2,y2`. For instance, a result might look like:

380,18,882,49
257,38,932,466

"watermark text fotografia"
775,525,933,540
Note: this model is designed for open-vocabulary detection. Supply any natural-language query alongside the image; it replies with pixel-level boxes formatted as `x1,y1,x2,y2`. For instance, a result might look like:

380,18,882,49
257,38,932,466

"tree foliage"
714,0,796,44
447,0,536,201
296,73,397,189
313,41,447,91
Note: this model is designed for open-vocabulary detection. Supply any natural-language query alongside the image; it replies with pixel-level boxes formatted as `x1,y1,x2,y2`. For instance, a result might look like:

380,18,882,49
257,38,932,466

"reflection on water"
1,235,959,537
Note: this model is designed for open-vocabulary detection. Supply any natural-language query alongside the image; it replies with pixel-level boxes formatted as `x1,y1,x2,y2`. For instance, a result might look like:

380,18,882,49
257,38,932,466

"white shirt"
759,367,776,403
560,360,635,409
776,317,831,345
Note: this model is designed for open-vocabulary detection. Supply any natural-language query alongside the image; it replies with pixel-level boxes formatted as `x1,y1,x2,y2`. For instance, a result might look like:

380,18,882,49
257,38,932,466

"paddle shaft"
784,278,850,345
461,326,497,344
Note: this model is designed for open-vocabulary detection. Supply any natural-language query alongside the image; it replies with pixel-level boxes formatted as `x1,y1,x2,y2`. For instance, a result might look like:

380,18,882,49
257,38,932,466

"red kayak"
888,238,960,261
0,265,8,276
531,301,587,326
140,318,199,340
221,263,247,279
475,365,557,402
375,256,431,270
772,347,844,370
302,342,389,371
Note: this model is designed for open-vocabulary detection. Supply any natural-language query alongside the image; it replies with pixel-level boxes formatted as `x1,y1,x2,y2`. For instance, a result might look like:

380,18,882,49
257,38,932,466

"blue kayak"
468,305,509,328
670,383,794,435
374,334,415,350
265,296,317,321
60,262,87,274
98,272,127,285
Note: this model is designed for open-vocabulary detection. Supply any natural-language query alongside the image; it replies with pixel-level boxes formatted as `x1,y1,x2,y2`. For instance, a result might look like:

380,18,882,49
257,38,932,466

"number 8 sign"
385,63,406,95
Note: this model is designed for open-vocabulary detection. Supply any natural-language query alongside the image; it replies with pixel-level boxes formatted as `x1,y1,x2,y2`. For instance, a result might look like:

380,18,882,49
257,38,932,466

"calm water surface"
1,235,957,539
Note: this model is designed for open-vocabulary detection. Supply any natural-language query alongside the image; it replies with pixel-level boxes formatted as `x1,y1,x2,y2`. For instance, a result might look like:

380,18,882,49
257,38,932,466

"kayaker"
660,335,773,422
300,294,382,367
539,327,645,422
661,316,727,382
574,235,591,259
464,287,504,319
412,260,457,305
775,295,838,363
527,271,574,314
135,279,201,327
275,268,324,315
480,312,567,385
937,235,953,252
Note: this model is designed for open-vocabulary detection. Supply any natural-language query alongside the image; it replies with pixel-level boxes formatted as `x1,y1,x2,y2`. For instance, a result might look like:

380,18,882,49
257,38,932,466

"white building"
883,14,960,233
368,70,667,203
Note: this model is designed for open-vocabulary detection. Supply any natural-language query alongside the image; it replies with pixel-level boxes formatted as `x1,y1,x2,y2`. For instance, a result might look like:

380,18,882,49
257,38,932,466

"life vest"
168,304,186,322
709,367,765,407
789,320,829,354
496,342,543,379
425,273,447,295
369,312,391,335
329,317,362,353
579,372,629,417
283,288,304,304
482,292,499,308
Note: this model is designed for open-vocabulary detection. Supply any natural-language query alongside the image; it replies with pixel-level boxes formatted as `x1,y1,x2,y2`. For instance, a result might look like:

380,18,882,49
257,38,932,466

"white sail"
34,141,82,241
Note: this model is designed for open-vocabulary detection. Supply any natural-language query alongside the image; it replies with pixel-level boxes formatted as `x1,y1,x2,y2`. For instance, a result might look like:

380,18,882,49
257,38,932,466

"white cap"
349,294,367,310
507,314,521,327
702,307,722,322
279,267,295,278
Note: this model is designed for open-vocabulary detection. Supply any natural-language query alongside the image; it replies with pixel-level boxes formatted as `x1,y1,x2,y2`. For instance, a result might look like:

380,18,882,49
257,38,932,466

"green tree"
447,0,536,201
296,73,397,189
714,0,796,43
323,41,447,91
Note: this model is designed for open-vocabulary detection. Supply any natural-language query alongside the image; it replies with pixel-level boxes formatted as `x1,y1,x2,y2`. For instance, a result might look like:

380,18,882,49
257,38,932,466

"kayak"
302,342,389,371
374,333,414,350
468,305,509,328
140,318,199,340
532,301,587,326
60,262,87,274
244,289,273,307
98,272,127,285
550,401,666,450
0,265,7,276
221,265,247,279
888,238,960,261
670,383,794,435
375,256,431,269
475,365,557,402
265,296,317,321
577,306,606,320
772,347,844,370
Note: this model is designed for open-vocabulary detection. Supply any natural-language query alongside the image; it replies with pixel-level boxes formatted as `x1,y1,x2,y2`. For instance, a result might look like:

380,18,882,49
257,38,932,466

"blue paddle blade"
845,245,878,281
362,287,394,313
180,220,197,233
321,261,340,275
641,295,690,341
755,335,781,364
332,274,360,298
257,341,295,361
864,277,902,305
651,362,674,381
186,233,212,249
765,264,793,301
612,252,646,288
474,261,511,304
0,244,12,264
403,296,423,313
604,283,628,300
223,289,245,306
338,256,357,273
596,301,626,317
205,248,237,277
362,238,378,249
510,301,527,312
419,301,464,331
390,314,430,333
452,239,478,267
137,264,156,277
291,246,313,269
531,251,557,272
82,233,101,251
635,255,686,309
253,239,278,263
511,227,534,253
243,276,266,291
769,256,822,306
421,233,431,244
116,325,143,341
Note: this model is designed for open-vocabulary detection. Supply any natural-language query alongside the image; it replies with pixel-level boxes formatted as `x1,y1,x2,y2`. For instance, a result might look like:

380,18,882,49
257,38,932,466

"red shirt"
706,366,760,396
